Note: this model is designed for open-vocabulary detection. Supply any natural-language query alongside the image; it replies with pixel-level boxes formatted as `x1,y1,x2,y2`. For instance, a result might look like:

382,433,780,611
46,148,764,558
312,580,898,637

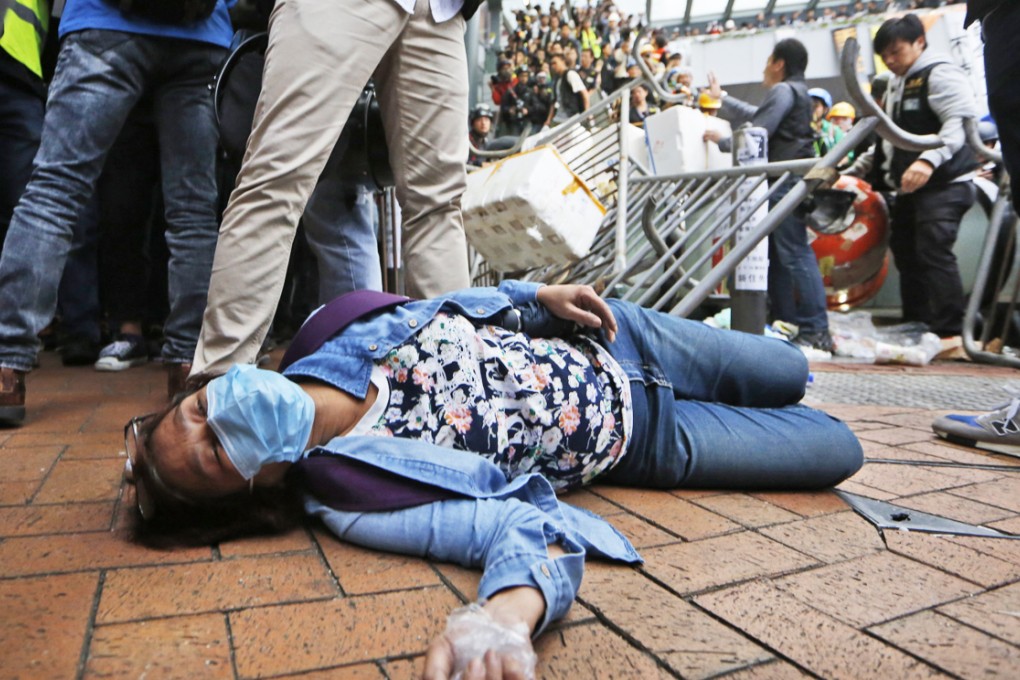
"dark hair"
128,382,306,548
771,38,808,79
873,14,925,54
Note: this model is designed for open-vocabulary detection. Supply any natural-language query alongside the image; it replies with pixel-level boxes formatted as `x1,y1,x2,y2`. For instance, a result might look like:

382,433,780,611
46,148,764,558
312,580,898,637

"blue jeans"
0,30,224,370
767,178,829,334
302,158,382,303
600,300,862,489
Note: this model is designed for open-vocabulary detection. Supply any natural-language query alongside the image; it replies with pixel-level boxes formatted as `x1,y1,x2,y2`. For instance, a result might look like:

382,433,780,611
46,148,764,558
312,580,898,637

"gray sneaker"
95,334,148,372
932,395,1020,456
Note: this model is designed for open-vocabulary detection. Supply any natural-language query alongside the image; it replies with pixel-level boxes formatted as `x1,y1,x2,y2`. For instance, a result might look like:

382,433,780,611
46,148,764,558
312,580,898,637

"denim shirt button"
476,307,486,314
408,319,418,328
368,344,378,351
540,564,551,579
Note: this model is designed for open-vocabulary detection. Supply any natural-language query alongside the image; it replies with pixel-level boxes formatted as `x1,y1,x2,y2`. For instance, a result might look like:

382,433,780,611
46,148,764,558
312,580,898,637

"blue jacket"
60,0,234,48
286,281,642,635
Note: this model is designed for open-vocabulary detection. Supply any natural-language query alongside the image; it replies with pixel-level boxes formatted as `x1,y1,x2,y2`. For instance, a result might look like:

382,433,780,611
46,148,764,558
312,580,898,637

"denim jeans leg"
57,195,102,344
303,165,383,303
153,43,226,364
599,300,852,489
767,179,829,334
0,31,147,371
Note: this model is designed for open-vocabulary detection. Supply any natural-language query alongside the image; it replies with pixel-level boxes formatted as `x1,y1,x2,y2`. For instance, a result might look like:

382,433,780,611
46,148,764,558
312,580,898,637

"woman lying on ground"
125,282,863,679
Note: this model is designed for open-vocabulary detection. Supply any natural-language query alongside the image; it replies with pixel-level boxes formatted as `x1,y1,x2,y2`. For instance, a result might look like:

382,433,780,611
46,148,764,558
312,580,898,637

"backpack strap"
278,290,411,372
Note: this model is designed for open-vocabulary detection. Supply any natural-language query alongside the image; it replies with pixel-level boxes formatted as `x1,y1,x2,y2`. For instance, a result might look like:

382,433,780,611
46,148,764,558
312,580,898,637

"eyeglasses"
124,413,158,519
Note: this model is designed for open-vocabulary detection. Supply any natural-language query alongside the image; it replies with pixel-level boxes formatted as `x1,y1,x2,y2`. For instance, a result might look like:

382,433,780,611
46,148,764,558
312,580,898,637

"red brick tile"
856,427,932,446
866,411,948,431
817,404,911,421
97,553,337,623
945,535,1020,566
217,526,315,557
432,562,480,602
379,658,421,679
593,487,740,540
843,463,979,497
579,565,771,678
561,488,624,516
748,490,849,517
773,551,978,627
695,580,943,679
641,531,818,595
3,431,120,450
315,530,442,595
607,512,681,548
836,479,898,500
0,531,210,577
0,446,61,482
860,443,946,462
275,663,387,679
84,614,232,679
904,440,1020,467
948,476,1020,513
34,458,124,503
669,488,726,500
721,660,813,679
869,610,1020,677
885,531,1020,588
533,622,671,678
987,515,1020,533
896,490,1016,525
692,493,801,528
0,572,98,679
937,581,1020,645
0,481,43,505
758,511,884,563
0,502,113,536
229,587,460,677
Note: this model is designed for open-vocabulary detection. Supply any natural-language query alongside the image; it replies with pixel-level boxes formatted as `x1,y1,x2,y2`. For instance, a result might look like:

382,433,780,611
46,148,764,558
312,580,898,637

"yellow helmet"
827,101,856,119
698,91,722,110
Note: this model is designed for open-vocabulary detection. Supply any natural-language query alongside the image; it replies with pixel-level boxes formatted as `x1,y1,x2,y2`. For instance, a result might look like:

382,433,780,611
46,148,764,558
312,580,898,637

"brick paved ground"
2,351,1020,679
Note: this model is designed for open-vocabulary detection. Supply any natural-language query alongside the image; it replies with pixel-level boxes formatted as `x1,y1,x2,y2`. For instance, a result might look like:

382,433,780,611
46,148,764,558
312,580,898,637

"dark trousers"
984,2,1020,208
889,182,976,337
0,78,44,250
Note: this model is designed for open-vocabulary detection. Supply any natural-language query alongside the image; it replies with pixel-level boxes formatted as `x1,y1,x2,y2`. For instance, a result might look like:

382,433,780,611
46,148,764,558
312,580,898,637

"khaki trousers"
192,0,470,375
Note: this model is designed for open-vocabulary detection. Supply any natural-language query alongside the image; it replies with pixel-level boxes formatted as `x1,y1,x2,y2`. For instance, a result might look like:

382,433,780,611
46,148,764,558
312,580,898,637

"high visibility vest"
1,0,48,78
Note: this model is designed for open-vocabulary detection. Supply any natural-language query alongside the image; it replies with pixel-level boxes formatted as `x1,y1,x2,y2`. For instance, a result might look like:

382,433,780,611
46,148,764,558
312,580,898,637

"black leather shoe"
60,336,100,366
0,367,26,427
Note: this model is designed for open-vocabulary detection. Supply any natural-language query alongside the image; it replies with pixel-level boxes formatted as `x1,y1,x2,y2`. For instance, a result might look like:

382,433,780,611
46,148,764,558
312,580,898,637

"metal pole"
616,97,630,275
730,125,769,335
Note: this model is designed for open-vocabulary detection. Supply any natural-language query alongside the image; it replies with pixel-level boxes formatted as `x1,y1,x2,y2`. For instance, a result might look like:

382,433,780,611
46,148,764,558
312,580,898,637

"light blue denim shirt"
285,282,642,635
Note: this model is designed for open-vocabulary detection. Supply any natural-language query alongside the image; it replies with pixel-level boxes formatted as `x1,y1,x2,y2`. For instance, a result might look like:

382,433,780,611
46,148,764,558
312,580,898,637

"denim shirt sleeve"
305,496,585,636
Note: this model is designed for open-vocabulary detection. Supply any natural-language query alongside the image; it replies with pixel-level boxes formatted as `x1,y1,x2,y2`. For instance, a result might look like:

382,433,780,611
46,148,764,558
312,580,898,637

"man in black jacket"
848,15,978,339
705,39,832,353
191,0,484,379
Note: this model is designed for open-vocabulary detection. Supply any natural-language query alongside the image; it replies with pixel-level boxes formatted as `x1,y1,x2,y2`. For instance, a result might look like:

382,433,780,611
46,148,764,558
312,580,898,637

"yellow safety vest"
1,0,48,78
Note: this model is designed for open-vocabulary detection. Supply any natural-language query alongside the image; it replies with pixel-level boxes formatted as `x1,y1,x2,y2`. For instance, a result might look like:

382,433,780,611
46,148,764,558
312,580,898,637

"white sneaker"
95,334,149,372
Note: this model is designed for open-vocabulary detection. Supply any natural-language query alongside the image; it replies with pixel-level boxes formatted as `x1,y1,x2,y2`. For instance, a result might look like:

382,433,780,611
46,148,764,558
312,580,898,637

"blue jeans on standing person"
0,30,224,372
767,177,829,334
601,300,862,489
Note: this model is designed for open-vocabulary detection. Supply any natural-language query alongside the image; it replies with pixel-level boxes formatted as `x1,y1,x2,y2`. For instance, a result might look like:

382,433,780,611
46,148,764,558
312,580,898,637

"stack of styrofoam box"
643,105,733,174
463,146,607,271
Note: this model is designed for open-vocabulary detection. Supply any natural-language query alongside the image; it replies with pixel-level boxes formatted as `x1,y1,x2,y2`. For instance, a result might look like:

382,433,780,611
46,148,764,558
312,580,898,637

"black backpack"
107,0,218,24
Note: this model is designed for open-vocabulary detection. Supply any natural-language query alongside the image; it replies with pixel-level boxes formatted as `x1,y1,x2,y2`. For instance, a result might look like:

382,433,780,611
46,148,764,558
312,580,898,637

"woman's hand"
536,285,618,342
423,586,544,680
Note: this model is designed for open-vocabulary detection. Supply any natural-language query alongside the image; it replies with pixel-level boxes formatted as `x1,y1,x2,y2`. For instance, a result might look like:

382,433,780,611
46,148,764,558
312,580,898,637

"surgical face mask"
206,365,316,480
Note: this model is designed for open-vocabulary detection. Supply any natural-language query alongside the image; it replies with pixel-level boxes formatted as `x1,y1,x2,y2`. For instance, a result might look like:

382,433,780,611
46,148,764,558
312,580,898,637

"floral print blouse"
354,313,632,492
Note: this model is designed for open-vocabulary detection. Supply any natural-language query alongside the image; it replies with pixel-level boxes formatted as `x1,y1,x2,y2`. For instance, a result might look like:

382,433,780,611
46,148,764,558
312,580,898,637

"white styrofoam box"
704,115,733,170
622,122,650,170
644,105,721,174
462,145,607,271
